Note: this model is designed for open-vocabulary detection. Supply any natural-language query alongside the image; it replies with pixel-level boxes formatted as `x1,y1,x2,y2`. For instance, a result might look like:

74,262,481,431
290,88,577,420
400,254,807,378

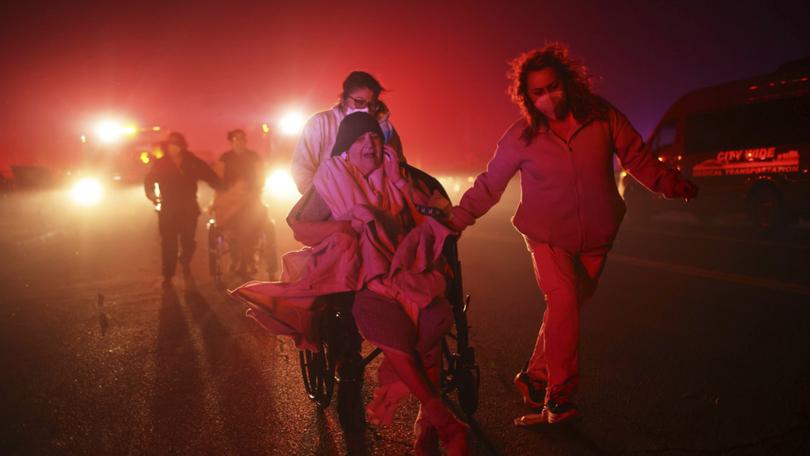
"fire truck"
65,120,164,205
79,121,165,184
623,58,810,229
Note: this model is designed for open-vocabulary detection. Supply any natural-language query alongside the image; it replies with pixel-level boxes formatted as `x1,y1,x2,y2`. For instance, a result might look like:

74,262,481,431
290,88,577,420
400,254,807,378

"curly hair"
508,43,609,144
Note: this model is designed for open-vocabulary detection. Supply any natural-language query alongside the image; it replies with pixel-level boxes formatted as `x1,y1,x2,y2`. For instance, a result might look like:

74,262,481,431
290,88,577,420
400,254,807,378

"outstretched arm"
197,158,224,190
450,140,522,230
611,109,697,200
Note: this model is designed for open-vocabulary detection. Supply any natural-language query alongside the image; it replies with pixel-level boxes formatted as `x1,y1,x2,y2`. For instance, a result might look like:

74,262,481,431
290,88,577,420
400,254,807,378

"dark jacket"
219,149,264,193
144,150,221,217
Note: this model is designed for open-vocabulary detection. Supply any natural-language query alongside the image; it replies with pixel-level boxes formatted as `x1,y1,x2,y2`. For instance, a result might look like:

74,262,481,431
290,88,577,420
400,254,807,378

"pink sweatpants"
525,242,607,403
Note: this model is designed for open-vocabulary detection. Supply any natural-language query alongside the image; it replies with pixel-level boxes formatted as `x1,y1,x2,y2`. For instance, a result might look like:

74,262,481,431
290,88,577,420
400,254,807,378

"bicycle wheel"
207,219,221,280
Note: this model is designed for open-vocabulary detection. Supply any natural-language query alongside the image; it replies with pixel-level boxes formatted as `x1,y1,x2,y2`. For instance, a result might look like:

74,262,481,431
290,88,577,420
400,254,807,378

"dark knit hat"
330,112,384,157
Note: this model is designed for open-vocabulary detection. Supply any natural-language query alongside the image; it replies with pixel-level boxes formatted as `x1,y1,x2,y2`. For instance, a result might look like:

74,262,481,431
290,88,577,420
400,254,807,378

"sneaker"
513,400,579,426
514,371,546,409
543,399,579,424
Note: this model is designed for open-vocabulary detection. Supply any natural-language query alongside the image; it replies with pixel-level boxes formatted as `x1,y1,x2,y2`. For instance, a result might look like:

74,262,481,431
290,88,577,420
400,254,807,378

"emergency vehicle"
623,58,810,229
62,121,164,205
79,121,165,185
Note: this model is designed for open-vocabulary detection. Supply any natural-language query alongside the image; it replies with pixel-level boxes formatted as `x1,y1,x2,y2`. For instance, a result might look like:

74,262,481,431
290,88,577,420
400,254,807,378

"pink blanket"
230,156,453,350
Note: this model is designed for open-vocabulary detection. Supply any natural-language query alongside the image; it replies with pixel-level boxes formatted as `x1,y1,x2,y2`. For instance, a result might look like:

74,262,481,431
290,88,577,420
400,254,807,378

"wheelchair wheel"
207,218,223,283
299,343,336,409
297,294,357,409
440,294,480,418
455,348,480,417
440,342,480,418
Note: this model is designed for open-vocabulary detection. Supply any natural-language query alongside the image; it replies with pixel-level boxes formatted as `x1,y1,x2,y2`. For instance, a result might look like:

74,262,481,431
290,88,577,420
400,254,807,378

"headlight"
278,111,306,136
94,119,137,143
263,168,299,201
70,178,104,206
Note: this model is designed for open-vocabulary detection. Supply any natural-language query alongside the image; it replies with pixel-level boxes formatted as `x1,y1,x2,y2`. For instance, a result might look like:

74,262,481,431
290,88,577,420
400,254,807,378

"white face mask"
346,106,369,115
534,90,566,121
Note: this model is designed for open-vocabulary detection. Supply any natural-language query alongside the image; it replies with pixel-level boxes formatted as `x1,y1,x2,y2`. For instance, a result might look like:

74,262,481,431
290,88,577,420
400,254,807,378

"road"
1,181,809,455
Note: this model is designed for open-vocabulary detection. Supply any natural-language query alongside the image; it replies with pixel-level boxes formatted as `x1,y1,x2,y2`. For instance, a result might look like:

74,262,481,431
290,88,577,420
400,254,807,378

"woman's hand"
673,179,699,202
382,144,404,185
447,206,475,232
675,179,700,201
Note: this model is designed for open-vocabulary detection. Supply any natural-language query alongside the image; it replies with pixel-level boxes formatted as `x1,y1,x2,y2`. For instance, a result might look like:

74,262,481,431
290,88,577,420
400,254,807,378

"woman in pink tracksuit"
449,44,698,424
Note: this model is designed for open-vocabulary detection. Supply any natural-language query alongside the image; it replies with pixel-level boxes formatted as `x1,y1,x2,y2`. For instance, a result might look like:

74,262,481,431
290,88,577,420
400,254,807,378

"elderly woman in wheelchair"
231,112,469,455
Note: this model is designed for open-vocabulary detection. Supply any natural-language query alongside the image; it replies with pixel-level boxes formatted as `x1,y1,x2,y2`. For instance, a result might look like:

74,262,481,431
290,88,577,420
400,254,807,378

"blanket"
230,156,453,349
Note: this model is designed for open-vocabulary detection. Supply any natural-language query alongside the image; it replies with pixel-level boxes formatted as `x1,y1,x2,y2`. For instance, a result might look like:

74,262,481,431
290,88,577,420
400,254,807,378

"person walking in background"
214,128,266,278
145,132,221,288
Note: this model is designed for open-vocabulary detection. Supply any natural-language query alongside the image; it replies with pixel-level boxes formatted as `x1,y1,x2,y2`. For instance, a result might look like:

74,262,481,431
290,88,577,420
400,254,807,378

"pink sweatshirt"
453,107,683,254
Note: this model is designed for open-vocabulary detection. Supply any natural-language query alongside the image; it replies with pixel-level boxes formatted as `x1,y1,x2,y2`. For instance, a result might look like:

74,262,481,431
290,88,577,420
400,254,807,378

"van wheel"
747,185,785,231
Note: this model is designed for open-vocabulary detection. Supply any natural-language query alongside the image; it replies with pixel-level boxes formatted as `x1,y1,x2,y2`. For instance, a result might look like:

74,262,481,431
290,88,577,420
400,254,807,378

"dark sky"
2,0,809,173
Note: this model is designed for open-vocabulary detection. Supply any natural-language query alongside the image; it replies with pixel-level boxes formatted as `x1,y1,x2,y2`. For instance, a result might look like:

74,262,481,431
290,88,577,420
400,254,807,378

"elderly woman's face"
347,131,383,176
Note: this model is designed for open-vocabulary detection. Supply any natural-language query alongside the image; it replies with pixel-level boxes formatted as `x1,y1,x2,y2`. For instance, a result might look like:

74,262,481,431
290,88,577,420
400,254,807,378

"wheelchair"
297,166,480,418
207,201,279,287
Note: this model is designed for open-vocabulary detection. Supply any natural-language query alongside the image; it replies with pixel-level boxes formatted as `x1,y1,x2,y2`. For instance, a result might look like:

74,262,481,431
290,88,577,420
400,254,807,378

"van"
623,58,810,229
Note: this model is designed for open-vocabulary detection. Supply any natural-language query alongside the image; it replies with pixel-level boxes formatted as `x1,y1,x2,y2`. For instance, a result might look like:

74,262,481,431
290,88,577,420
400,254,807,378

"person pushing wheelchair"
212,128,266,279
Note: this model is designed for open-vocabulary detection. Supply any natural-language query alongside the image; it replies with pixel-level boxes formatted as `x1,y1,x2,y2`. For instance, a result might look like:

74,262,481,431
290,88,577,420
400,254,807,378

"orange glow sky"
1,0,809,175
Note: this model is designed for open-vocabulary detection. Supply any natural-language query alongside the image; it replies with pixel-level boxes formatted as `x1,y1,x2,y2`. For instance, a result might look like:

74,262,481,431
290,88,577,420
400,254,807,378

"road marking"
10,230,64,247
466,230,810,295
465,228,810,296
610,254,810,297
470,224,810,253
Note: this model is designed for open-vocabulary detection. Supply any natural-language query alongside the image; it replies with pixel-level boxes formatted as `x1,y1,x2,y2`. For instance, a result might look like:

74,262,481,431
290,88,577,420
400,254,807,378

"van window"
685,95,810,153
651,122,677,153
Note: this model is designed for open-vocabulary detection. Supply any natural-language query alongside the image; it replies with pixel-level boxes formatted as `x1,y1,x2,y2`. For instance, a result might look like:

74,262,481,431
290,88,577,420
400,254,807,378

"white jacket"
291,105,401,193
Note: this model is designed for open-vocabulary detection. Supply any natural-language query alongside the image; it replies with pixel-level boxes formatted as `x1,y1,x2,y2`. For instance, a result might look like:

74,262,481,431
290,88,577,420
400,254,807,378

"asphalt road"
1,181,809,455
